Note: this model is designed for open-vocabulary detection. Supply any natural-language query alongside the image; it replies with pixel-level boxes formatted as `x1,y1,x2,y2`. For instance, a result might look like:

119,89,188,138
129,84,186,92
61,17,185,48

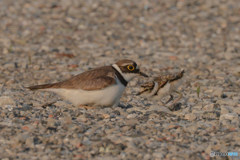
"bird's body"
43,78,125,107
137,70,185,108
27,59,148,108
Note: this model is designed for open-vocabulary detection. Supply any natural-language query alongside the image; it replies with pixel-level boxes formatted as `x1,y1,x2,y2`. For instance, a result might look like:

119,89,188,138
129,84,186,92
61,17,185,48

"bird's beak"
139,71,148,77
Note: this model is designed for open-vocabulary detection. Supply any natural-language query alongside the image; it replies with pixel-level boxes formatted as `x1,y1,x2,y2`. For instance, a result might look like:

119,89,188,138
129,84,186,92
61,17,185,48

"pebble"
202,103,218,111
185,113,197,121
148,105,171,112
0,96,16,106
217,99,238,106
143,153,152,160
127,113,137,119
153,152,165,159
221,106,230,114
102,114,110,119
220,113,239,126
26,137,35,148
212,88,223,98
234,106,240,114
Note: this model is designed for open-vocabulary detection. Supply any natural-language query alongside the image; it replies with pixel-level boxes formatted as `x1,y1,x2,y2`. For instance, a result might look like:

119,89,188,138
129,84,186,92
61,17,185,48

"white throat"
112,64,138,82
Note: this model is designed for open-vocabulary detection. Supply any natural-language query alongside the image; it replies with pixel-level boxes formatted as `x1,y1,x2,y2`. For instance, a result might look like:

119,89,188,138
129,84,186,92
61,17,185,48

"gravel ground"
1,0,240,159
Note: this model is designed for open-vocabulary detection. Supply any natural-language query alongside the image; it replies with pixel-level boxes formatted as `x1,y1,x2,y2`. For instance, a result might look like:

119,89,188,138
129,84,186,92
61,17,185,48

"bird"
136,70,185,110
27,59,148,108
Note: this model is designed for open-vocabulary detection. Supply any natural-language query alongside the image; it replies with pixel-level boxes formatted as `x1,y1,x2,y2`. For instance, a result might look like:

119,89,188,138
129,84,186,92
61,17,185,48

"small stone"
15,133,29,143
99,147,105,153
112,110,120,115
129,80,137,86
1,105,15,111
148,105,171,112
26,137,35,148
3,47,9,54
220,113,239,125
0,96,16,106
127,113,137,119
213,88,223,98
153,152,164,159
233,66,240,77
102,114,110,119
4,63,15,70
143,153,151,160
205,144,212,154
125,118,139,125
54,101,70,107
122,126,132,132
202,103,218,111
137,153,143,159
221,106,230,114
47,117,56,127
188,98,197,103
217,99,238,106
185,113,197,121
234,106,240,114
33,65,41,70
184,125,198,133
126,141,137,149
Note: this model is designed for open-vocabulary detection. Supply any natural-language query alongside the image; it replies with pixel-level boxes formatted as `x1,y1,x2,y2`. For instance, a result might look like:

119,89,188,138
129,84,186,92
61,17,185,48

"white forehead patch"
112,64,123,74
120,62,133,66
112,64,138,82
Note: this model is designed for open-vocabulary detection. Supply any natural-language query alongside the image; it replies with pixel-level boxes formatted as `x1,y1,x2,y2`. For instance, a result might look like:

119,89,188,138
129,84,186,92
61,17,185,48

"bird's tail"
178,70,185,78
26,83,57,90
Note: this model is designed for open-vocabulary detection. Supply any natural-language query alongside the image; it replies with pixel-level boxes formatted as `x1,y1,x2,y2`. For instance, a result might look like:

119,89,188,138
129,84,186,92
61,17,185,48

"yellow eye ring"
127,65,135,71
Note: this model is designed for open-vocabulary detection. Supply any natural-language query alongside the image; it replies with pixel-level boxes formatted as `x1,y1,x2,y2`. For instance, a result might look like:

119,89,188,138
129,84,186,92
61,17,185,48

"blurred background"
1,0,240,94
0,0,239,85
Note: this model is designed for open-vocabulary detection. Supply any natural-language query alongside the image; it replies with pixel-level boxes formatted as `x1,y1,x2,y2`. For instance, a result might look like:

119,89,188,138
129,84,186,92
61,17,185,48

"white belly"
152,82,171,100
44,79,125,107
170,78,184,92
152,78,184,100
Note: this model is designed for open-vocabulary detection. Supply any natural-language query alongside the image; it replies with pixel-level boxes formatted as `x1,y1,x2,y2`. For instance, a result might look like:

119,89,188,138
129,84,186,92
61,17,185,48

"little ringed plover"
27,59,148,108
137,70,185,110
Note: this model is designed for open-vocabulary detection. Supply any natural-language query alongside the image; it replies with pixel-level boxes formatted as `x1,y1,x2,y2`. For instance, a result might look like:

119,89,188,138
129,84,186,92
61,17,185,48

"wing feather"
27,66,117,91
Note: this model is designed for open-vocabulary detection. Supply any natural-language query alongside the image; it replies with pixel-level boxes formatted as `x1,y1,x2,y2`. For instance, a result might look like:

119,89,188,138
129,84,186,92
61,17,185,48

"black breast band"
111,66,128,87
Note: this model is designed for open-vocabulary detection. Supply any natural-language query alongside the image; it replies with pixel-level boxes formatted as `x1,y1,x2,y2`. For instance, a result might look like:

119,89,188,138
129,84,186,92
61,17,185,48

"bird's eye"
127,65,135,71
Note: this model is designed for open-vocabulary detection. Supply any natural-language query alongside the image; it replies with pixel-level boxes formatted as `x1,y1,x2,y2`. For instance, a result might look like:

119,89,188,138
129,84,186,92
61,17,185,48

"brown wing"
154,70,185,87
140,82,155,88
27,66,117,91
154,76,169,89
